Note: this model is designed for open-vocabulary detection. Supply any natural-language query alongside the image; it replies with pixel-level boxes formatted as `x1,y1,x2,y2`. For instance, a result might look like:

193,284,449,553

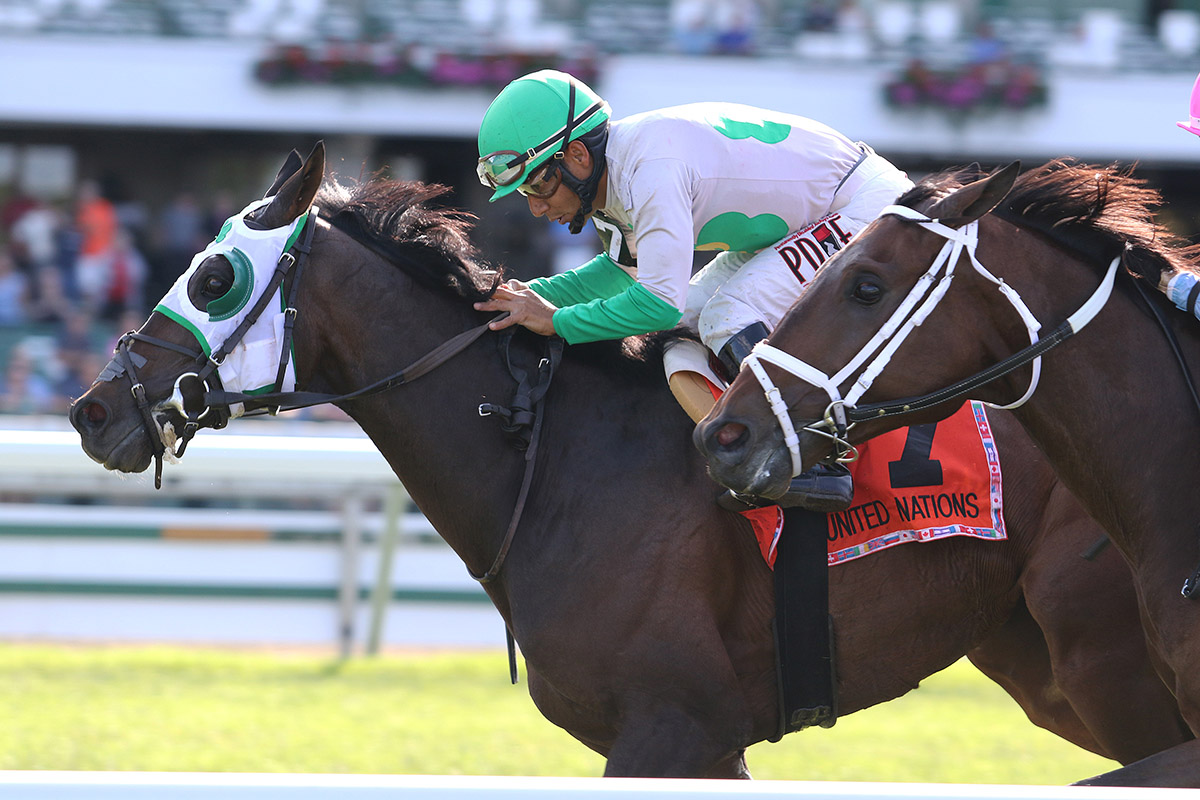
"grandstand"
2,0,1200,406
0,0,1199,648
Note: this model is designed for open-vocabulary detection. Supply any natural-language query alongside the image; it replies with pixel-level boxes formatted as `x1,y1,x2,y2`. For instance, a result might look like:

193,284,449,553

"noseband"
742,204,1121,477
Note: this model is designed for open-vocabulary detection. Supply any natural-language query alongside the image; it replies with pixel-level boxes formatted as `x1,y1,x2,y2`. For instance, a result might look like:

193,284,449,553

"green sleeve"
527,253,634,307
552,282,684,344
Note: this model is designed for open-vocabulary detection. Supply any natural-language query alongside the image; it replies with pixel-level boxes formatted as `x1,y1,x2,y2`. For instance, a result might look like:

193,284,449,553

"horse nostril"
84,403,107,425
715,421,747,449
71,400,108,431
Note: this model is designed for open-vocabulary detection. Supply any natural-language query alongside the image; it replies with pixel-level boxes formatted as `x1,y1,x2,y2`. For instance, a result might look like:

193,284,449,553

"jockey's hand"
474,281,558,336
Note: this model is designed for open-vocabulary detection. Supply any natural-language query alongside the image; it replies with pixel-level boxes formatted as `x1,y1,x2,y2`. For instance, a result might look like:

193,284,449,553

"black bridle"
101,209,563,600
105,212,318,487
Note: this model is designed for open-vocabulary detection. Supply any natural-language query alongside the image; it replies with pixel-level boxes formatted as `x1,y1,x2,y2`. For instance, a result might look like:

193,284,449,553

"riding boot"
663,337,723,423
715,323,854,514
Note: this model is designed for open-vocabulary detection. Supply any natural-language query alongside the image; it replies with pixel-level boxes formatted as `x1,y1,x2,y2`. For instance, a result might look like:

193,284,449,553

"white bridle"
741,204,1121,477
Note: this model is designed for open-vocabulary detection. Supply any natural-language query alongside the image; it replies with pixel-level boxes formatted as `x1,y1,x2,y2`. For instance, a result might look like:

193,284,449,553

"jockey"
1172,72,1200,320
474,69,913,512
1178,71,1200,137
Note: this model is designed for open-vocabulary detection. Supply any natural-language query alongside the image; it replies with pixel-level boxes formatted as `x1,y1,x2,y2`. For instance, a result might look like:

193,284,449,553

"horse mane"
316,175,667,385
317,176,502,302
899,158,1200,282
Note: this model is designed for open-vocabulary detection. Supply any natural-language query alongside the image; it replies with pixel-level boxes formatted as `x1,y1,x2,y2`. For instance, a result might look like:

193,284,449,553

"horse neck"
1001,250,1200,562
290,246,721,613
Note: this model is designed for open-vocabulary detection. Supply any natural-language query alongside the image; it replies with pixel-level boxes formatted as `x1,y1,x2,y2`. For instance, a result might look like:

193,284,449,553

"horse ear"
255,141,325,229
264,150,304,198
926,160,1021,228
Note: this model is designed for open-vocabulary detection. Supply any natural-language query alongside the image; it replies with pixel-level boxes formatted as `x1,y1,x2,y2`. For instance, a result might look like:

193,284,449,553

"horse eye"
187,256,237,313
203,274,231,297
852,280,883,304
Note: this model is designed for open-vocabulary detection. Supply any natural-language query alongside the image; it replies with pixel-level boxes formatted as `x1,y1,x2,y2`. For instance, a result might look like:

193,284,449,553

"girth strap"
471,334,565,583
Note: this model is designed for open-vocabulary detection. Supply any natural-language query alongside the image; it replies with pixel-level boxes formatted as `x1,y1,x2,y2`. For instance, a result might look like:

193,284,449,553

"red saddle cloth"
743,401,1006,569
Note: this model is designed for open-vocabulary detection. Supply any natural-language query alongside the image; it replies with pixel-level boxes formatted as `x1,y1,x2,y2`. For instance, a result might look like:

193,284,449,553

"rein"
743,204,1121,475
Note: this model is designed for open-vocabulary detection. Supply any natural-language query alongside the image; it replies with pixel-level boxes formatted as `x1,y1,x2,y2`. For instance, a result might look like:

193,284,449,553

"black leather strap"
771,507,837,739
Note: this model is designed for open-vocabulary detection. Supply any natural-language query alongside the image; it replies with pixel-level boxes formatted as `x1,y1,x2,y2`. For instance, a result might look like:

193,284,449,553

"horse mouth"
81,423,155,474
711,454,791,499
697,422,794,499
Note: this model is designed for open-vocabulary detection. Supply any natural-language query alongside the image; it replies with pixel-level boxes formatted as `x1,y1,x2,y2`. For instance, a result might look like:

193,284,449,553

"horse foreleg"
967,599,1105,757
602,701,753,778
527,666,753,778
706,750,752,779
1017,482,1192,764
1076,740,1200,787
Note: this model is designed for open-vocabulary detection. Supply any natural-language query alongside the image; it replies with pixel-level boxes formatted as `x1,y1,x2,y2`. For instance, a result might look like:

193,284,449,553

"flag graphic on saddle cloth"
741,400,1006,568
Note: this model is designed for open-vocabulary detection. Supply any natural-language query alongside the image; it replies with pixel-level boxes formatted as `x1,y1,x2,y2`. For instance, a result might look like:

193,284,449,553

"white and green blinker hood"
153,197,310,414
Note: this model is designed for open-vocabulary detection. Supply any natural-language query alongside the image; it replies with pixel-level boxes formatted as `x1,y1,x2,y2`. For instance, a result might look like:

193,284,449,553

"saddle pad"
745,401,1005,568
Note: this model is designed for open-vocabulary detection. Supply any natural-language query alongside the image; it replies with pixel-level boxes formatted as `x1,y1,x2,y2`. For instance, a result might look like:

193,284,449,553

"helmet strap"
560,122,610,235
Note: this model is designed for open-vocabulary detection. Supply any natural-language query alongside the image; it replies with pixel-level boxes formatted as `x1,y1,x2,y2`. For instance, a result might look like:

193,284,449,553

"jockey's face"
525,173,581,226
524,140,605,227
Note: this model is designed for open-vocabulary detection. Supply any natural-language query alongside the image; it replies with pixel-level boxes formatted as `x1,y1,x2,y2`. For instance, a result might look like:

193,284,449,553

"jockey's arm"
528,253,683,343
527,173,695,343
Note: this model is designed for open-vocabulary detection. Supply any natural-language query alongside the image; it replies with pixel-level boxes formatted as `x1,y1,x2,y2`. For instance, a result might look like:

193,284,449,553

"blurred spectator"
53,207,82,302
56,311,94,365
835,0,868,37
0,190,37,245
967,21,1008,64
54,313,103,405
110,307,147,346
158,190,208,263
0,344,56,414
151,190,209,302
26,259,73,325
801,0,838,33
0,248,30,327
713,0,759,54
101,227,148,320
11,199,75,324
74,179,119,316
205,190,238,237
55,347,105,409
8,198,59,275
671,0,717,54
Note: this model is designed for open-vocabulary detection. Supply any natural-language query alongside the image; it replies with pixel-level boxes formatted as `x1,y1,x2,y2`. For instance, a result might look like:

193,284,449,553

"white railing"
0,417,487,655
0,773,1186,799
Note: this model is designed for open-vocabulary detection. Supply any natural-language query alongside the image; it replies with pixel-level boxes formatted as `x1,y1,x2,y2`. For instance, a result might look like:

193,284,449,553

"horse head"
69,142,326,478
694,162,1023,500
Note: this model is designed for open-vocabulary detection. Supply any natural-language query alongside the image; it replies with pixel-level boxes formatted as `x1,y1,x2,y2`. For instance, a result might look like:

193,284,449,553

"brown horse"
696,159,1200,785
69,145,1186,777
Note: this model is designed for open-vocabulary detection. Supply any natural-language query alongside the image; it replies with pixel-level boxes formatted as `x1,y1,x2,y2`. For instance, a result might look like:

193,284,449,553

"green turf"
0,645,1118,782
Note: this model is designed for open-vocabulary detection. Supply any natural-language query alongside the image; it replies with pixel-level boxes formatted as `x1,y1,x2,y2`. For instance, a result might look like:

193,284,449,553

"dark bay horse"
696,159,1200,785
69,145,1187,777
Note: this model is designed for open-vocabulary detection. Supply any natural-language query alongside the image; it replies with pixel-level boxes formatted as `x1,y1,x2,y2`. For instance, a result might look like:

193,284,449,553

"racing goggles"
476,81,604,190
516,161,562,199
477,148,542,190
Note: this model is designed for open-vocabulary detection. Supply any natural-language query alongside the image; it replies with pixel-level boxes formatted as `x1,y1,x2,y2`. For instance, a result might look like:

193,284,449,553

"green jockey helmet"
477,70,611,202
